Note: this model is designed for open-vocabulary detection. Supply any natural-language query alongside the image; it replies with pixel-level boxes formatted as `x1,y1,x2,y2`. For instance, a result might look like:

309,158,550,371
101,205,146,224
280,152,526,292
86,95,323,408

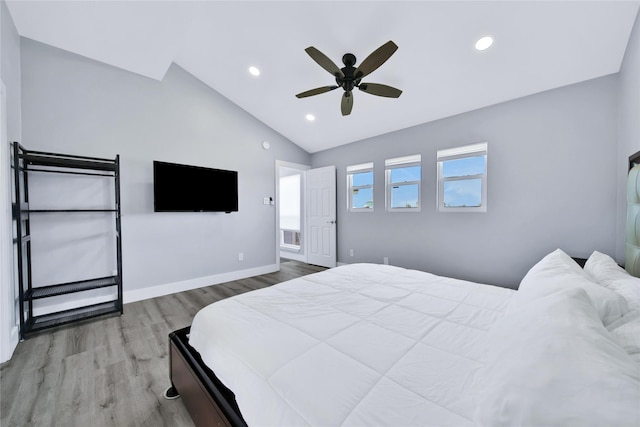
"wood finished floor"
0,260,326,427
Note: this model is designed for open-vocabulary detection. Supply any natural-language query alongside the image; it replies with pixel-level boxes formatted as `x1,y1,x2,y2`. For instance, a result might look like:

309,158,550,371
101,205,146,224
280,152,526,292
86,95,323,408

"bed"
167,250,640,426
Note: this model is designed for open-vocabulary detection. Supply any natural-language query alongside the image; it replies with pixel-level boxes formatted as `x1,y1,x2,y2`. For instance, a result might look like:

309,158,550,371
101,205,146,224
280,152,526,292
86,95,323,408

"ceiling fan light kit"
296,40,402,116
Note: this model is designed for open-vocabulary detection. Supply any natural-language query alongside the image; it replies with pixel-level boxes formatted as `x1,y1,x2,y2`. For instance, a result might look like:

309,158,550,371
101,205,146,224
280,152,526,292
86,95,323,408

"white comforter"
189,263,515,426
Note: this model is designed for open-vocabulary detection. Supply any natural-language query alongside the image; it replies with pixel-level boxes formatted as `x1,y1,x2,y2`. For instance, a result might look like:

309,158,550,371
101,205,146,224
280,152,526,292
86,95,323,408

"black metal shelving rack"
12,142,123,339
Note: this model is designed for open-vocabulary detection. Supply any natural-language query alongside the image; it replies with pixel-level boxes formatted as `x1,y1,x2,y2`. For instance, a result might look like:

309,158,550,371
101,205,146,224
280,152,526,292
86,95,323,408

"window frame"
346,162,374,212
385,154,422,212
436,142,488,213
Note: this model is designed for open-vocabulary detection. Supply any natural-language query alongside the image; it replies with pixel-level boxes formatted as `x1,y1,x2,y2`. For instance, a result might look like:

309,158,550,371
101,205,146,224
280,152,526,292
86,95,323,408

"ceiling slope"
7,1,640,153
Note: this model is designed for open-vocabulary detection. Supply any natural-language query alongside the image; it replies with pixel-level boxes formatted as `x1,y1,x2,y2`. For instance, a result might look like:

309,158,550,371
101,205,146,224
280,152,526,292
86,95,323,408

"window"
347,162,374,211
385,154,421,211
437,142,487,212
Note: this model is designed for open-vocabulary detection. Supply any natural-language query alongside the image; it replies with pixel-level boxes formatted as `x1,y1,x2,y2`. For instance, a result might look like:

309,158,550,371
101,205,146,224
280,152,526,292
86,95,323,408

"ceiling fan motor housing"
337,53,359,92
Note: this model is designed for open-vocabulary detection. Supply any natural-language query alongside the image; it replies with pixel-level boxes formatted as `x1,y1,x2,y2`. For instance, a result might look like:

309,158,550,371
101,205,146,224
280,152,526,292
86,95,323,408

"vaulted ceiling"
6,1,639,153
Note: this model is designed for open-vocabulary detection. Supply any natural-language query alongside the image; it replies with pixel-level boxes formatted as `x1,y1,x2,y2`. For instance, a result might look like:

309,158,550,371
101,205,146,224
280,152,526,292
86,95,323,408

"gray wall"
1,0,20,140
20,38,310,295
312,75,620,288
617,9,640,260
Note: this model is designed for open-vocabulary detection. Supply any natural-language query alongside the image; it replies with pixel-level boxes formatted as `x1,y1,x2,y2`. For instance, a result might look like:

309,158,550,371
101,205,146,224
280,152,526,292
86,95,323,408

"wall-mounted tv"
153,161,238,213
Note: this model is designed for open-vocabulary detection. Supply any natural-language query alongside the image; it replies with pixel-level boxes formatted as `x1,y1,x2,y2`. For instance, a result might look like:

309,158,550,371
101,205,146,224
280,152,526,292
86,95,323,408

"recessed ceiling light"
474,36,494,51
248,66,260,77
306,114,315,122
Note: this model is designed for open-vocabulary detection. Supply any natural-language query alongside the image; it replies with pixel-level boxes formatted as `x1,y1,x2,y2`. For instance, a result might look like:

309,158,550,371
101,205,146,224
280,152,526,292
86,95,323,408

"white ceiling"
6,1,639,153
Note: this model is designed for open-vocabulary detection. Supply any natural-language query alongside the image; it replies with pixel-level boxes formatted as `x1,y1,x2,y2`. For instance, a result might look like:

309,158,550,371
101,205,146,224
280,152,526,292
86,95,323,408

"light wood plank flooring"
0,260,326,427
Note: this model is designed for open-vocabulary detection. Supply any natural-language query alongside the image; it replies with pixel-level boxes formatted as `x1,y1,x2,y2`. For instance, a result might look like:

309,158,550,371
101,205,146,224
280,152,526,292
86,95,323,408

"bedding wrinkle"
189,263,515,426
334,302,479,424
336,335,465,426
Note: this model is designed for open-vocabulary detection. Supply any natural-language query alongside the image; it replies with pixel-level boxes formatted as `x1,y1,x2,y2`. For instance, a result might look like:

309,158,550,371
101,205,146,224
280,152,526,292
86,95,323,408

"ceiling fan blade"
296,85,339,98
358,83,402,98
354,40,398,79
305,47,345,79
341,92,353,116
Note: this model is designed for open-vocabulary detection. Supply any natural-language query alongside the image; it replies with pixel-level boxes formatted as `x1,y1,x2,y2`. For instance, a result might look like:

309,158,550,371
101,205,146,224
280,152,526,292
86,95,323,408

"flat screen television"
153,161,238,213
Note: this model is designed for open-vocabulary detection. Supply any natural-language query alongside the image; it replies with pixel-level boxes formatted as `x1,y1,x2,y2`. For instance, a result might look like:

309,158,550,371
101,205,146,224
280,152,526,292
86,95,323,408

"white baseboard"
124,263,279,303
31,264,280,316
1,326,19,364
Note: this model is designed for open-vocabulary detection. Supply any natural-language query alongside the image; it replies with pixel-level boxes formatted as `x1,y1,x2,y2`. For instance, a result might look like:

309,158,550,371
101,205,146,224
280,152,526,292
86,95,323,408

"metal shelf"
13,142,123,339
22,152,117,173
27,301,120,333
26,276,118,300
25,209,118,213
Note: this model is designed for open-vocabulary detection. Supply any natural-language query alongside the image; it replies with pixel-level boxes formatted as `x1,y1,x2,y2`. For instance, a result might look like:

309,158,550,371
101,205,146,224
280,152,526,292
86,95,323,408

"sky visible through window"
442,155,485,207
390,166,420,208
351,156,484,209
444,179,482,207
352,171,373,208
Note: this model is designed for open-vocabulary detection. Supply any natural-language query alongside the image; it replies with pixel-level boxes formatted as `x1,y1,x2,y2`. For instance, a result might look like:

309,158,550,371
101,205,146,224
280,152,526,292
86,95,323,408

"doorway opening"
275,161,337,269
276,162,309,263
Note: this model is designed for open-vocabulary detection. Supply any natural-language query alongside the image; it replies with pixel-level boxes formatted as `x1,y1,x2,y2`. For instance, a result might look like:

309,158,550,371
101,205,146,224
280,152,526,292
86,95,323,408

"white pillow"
585,251,640,311
606,309,640,331
584,250,631,287
611,318,640,356
475,288,640,427
606,310,640,364
509,249,629,326
610,278,640,312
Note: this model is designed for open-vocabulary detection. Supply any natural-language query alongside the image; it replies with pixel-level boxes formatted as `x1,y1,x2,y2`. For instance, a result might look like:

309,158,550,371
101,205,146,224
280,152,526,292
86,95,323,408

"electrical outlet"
238,252,244,261
383,257,389,265
349,249,354,257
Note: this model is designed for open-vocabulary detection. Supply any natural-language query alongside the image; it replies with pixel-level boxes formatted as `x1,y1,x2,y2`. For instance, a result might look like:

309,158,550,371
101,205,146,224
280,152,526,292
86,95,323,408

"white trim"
385,154,421,167
346,162,373,173
0,81,18,363
437,142,487,161
124,263,278,303
2,326,19,363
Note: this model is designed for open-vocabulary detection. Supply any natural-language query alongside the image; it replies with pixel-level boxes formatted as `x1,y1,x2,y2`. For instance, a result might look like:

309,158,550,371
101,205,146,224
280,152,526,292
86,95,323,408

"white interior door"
306,165,336,268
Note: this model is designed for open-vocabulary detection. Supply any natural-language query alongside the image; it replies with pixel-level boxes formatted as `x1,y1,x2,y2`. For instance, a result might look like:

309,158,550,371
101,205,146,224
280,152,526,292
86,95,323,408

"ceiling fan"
295,40,402,116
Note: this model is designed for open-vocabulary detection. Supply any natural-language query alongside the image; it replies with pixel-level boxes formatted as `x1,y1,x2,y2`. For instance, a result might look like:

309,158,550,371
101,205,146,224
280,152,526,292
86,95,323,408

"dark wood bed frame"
168,327,246,427
167,257,595,426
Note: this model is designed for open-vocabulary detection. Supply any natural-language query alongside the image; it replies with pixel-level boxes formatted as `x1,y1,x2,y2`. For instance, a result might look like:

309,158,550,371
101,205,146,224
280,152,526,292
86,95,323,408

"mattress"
189,263,515,426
